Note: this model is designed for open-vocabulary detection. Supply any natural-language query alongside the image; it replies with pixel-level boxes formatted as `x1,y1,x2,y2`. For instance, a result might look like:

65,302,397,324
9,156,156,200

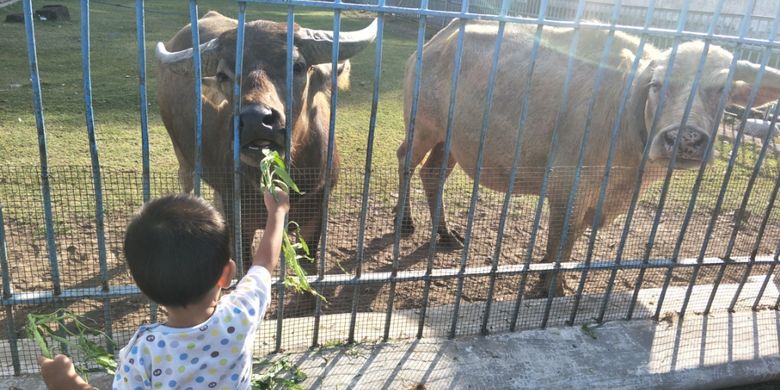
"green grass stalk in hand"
26,310,117,378
259,149,324,301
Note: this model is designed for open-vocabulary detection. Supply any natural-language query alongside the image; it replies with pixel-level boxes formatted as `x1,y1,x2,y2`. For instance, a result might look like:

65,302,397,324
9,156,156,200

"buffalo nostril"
682,128,705,145
664,130,678,146
239,105,276,132
261,112,276,127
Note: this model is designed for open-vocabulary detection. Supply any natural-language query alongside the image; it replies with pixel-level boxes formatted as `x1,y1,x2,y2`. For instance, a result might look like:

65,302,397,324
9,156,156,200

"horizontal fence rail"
2,0,780,376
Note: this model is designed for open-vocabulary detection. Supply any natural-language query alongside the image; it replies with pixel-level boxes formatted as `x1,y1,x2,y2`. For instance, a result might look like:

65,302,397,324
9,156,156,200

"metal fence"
3,0,780,376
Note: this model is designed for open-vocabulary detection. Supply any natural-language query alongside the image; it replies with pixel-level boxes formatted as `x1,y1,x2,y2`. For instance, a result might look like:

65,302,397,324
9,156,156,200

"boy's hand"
38,355,93,390
264,187,290,216
255,187,289,271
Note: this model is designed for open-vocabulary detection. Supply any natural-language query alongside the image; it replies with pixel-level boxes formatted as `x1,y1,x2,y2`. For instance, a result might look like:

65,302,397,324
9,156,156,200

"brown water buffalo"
396,19,780,295
156,11,376,264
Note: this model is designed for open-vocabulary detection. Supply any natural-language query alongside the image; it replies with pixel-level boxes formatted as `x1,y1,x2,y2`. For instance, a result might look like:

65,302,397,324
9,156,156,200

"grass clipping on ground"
27,309,307,389
258,148,325,301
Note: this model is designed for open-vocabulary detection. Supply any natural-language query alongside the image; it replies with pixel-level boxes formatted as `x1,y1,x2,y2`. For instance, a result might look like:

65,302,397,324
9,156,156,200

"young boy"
37,189,289,390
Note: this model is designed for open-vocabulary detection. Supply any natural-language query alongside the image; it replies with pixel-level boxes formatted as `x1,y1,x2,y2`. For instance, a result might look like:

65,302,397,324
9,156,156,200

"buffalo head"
155,16,377,166
631,41,780,168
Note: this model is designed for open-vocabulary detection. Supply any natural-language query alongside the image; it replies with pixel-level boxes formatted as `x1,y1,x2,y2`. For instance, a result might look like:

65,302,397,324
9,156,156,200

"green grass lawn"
0,0,778,222
0,0,415,172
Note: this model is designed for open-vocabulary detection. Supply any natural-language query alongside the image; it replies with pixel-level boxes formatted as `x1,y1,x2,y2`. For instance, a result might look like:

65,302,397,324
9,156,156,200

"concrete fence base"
3,277,779,389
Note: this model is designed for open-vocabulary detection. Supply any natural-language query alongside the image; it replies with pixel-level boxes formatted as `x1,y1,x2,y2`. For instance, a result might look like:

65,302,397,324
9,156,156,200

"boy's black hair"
124,193,230,308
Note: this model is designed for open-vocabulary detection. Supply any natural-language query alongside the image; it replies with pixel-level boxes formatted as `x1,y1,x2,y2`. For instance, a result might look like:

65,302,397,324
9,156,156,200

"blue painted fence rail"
3,0,780,376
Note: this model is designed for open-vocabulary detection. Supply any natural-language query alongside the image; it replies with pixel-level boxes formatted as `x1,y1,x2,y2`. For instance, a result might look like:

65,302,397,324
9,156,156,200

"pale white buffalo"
395,19,780,294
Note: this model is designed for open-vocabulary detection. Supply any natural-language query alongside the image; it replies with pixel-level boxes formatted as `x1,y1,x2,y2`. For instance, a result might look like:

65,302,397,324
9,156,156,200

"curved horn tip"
154,42,169,60
368,18,379,39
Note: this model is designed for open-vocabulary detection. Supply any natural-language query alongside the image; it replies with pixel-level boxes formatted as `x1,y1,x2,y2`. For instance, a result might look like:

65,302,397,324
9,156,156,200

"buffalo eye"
293,61,306,74
216,71,230,83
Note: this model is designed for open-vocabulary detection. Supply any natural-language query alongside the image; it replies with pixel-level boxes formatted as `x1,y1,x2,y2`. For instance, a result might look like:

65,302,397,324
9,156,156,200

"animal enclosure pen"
2,0,780,379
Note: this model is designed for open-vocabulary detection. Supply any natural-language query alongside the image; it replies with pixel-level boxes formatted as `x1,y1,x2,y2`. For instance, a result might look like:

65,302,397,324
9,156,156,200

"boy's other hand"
264,187,290,216
38,355,93,390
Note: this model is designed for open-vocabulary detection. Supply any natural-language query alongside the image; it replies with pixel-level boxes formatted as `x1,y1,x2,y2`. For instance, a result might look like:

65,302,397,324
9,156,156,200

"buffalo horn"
734,60,780,88
155,38,221,75
296,19,378,65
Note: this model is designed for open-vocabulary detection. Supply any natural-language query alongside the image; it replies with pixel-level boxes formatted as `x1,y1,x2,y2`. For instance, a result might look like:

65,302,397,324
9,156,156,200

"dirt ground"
2,157,779,342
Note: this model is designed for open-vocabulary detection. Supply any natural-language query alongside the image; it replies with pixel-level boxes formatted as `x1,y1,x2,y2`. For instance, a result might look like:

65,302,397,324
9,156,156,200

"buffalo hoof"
399,215,415,237
538,273,566,297
438,229,464,250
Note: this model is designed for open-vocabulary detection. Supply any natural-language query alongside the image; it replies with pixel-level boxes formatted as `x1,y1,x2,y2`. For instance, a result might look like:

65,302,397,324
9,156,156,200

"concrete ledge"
3,276,779,389
286,308,780,389
5,308,780,389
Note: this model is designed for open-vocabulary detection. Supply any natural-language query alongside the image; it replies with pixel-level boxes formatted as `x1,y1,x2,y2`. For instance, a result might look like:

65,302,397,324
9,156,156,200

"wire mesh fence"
374,0,780,65
2,140,779,373
4,0,780,379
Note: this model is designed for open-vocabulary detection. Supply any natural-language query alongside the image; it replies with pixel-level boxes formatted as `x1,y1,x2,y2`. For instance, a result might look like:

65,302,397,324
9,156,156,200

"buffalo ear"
309,60,352,93
336,60,351,91
629,59,653,146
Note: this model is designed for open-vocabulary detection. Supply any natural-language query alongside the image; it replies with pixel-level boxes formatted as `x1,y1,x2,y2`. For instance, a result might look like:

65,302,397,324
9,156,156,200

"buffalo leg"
172,143,194,194
419,142,462,249
290,191,323,275
285,190,324,316
395,134,439,236
217,190,259,272
540,197,587,297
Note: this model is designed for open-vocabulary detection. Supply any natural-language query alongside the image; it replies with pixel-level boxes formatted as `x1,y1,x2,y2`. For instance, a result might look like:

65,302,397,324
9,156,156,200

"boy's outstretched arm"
253,188,290,272
37,355,94,390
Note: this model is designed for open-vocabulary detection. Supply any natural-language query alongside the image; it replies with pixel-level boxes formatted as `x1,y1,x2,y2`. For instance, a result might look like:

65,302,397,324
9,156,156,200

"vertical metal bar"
670,13,757,318
750,155,780,310
507,1,549,332
596,1,688,323
189,0,204,196
312,3,343,348
0,206,11,300
232,3,247,275
135,0,155,323
275,4,295,355
23,0,61,295
541,0,622,328
755,240,780,310
417,0,469,339
775,253,780,308
509,0,587,330
80,0,114,351
653,0,735,321
645,33,719,318
568,1,653,326
349,7,385,344
135,0,151,203
385,0,428,342
634,0,723,319
726,118,780,310
626,0,703,321
698,2,775,316
0,206,18,374
5,306,20,375
451,0,508,339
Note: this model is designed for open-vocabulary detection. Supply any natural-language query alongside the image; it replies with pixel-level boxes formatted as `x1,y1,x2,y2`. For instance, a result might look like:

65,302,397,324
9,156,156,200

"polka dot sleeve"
110,267,272,390
224,265,272,324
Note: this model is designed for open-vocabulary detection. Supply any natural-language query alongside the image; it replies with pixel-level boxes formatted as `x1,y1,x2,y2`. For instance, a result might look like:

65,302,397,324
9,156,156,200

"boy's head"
124,193,231,307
